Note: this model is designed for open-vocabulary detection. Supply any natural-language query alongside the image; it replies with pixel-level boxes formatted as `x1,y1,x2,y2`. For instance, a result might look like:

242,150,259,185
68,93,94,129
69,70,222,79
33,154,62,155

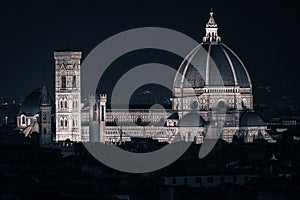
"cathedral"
17,11,276,145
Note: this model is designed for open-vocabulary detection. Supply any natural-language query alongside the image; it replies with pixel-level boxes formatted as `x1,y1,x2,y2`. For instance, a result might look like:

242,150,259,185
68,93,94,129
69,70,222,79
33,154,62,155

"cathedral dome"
19,89,41,115
179,112,205,127
173,11,252,89
240,111,265,127
19,87,51,115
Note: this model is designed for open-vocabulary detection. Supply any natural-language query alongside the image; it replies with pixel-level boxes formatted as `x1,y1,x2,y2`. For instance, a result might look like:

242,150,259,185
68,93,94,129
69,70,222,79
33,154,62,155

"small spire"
40,86,51,105
63,41,72,51
42,67,46,85
202,9,221,43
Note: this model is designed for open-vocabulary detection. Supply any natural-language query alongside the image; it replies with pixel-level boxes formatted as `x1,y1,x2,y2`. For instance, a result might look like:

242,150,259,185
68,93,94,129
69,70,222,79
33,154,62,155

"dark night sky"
0,0,299,101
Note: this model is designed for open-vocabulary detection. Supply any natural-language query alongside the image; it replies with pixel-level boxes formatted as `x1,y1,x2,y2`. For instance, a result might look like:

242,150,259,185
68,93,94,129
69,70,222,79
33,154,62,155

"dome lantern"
202,9,221,43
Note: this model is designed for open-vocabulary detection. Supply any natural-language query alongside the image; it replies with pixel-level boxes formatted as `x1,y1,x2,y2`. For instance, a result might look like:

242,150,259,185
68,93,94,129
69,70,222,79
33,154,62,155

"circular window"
136,117,142,123
217,100,227,109
113,118,118,124
190,100,199,110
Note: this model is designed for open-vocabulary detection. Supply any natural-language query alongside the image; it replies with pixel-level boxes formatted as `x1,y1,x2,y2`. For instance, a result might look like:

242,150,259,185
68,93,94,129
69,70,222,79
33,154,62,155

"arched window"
242,98,247,109
42,114,47,122
61,76,66,89
60,97,68,109
60,118,64,127
72,76,76,88
21,115,26,125
72,99,78,109
64,118,68,127
93,104,97,121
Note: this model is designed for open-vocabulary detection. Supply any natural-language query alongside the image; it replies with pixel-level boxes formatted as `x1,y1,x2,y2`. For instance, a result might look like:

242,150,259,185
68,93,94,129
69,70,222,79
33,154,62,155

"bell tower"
39,86,52,145
54,50,82,142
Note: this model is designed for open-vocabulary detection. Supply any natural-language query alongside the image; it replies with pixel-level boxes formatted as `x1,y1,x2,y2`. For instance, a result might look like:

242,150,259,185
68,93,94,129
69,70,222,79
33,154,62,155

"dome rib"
220,44,238,86
179,45,203,89
174,45,202,90
205,43,212,86
209,44,234,86
173,43,252,90
222,43,252,88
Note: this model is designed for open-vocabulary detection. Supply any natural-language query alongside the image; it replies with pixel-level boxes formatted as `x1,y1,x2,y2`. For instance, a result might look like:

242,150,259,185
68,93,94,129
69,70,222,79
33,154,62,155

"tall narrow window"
101,105,104,121
21,116,26,125
60,119,64,127
42,114,47,122
72,76,76,88
61,76,66,89
93,104,97,121
65,118,68,127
